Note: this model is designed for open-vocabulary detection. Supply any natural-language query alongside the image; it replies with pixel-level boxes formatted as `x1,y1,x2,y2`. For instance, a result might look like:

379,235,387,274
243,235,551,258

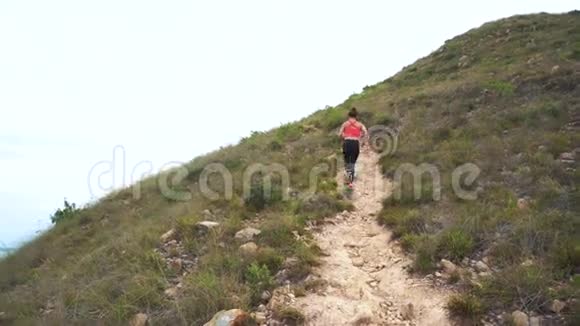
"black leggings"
342,139,360,177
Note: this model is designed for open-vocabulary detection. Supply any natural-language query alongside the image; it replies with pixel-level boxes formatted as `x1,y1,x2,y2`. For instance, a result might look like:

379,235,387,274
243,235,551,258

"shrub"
276,123,303,142
438,229,474,261
258,215,301,249
487,240,523,268
400,234,421,252
314,106,345,131
299,193,344,221
447,294,484,320
386,173,438,206
175,215,202,240
203,250,245,277
480,265,553,312
413,236,438,273
448,270,462,284
272,306,305,324
397,210,428,237
486,80,514,96
179,271,250,325
379,208,427,238
287,242,320,280
549,236,580,275
244,178,284,211
378,206,407,227
50,200,81,224
255,247,284,272
245,263,274,303
269,140,283,151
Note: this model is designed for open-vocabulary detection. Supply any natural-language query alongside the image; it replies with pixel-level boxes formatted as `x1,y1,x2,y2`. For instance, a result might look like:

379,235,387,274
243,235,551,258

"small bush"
480,265,553,312
276,123,303,142
203,250,245,277
50,200,81,224
379,208,427,239
258,216,299,249
413,236,438,273
438,229,474,261
179,271,250,324
245,263,274,303
273,306,306,324
313,106,345,131
486,80,514,96
487,240,523,268
255,247,284,272
448,270,462,284
549,236,580,275
269,140,283,151
447,294,484,320
387,175,438,206
299,193,344,221
287,242,320,280
400,233,421,252
245,178,284,211
175,215,202,240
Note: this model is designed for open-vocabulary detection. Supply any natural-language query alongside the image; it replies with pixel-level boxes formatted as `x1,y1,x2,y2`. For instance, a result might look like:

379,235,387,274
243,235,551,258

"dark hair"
348,107,358,118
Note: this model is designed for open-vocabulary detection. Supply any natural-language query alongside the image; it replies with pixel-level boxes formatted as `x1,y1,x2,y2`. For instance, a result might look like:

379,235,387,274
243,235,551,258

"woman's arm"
360,123,369,144
338,122,346,138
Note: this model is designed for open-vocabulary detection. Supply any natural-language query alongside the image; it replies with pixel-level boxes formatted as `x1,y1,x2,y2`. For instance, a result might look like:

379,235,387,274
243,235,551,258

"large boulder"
204,309,255,326
235,227,262,243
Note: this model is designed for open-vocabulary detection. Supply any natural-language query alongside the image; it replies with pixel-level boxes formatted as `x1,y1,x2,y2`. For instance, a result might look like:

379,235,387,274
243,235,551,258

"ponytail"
348,107,358,118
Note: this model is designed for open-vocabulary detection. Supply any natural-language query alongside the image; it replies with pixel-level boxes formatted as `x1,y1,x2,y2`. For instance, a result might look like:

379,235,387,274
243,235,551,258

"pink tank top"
342,120,362,139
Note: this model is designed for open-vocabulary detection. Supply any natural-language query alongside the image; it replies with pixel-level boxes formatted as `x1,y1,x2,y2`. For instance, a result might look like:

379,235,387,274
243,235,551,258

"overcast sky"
0,0,576,247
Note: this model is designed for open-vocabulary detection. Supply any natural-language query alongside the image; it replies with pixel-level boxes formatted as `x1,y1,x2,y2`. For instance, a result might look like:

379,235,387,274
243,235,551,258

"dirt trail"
289,149,451,325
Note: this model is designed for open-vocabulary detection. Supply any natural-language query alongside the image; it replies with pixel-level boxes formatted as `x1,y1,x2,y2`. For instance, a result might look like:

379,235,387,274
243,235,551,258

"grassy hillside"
1,12,579,325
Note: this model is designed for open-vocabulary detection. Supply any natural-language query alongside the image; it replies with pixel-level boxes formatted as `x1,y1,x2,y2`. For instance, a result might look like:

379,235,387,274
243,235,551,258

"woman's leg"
351,141,360,178
344,140,358,182
342,141,352,181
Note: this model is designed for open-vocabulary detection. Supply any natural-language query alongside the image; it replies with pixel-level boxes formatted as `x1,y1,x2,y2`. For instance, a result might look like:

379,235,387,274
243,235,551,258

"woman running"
338,107,368,187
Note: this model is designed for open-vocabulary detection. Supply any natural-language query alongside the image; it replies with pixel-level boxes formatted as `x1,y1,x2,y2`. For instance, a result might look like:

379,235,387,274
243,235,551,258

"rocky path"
283,149,451,325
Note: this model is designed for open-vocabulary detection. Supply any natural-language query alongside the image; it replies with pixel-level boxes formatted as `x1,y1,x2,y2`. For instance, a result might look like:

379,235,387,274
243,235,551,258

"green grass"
437,229,474,262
